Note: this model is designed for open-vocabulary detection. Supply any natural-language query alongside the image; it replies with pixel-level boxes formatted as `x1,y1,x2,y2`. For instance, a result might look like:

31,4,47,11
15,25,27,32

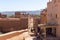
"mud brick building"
0,12,28,33
46,0,60,37
40,0,60,38
0,12,38,33
0,18,28,33
39,0,60,38
0,13,2,17
1,14,7,18
15,12,28,18
0,13,7,18
15,12,21,18
40,9,47,24
0,12,39,33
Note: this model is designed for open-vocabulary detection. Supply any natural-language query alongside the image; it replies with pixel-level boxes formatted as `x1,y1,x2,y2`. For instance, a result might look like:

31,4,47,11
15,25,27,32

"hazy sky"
0,0,49,12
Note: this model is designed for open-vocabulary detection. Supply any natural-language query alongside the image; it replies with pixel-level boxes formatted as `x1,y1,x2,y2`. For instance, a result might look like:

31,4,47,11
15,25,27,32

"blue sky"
0,0,49,12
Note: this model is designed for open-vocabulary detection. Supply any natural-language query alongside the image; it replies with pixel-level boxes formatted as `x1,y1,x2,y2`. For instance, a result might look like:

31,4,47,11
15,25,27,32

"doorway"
46,28,56,37
46,28,52,37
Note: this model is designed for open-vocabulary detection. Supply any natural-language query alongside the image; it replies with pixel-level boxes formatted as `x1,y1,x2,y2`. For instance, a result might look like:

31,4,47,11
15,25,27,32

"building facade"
47,0,60,37
15,12,28,18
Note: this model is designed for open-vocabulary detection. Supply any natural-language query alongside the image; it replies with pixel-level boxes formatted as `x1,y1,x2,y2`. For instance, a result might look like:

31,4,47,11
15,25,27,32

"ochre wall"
0,18,28,32
47,0,60,37
40,9,47,24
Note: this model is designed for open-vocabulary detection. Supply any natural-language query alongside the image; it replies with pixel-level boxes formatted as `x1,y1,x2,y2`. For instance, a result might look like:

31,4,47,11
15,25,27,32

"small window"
56,14,57,18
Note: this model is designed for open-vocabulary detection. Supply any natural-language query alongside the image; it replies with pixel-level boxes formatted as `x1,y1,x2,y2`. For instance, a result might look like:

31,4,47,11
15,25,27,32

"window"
56,14,57,18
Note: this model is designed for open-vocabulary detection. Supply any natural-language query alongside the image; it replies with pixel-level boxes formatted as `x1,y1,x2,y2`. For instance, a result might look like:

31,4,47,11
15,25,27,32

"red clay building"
0,18,28,33
0,12,28,33
0,12,38,33
40,9,47,24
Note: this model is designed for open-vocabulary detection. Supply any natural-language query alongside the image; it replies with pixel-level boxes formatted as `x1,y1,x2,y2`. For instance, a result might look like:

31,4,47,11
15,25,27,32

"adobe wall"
20,18,28,29
0,29,28,40
0,18,28,32
15,12,28,18
56,25,60,37
47,0,60,37
40,9,47,24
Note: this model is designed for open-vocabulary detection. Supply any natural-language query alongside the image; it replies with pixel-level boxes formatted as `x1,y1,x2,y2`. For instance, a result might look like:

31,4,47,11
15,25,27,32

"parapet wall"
0,18,28,32
0,29,28,40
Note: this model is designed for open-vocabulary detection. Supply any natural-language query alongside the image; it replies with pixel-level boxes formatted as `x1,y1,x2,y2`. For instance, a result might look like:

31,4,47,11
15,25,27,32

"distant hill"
1,10,41,16
24,10,41,15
